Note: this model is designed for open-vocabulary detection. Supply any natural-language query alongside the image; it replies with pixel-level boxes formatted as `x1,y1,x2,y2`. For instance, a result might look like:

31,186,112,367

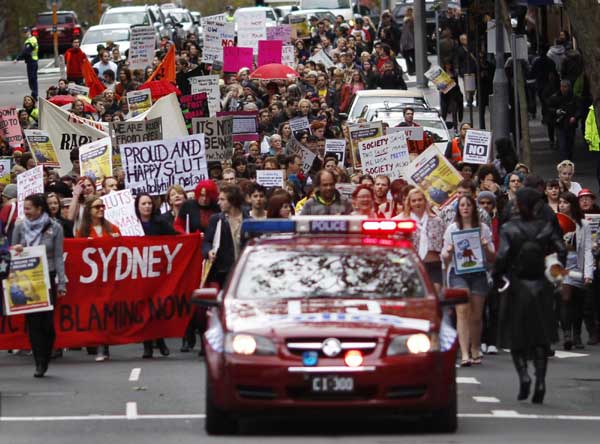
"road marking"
129,368,141,382
456,377,480,384
459,413,600,421
473,396,500,403
126,402,138,420
0,413,206,422
492,410,520,417
554,351,589,359
530,137,549,143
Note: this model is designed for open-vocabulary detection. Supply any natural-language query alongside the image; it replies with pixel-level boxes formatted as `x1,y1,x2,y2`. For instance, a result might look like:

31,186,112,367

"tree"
562,0,600,135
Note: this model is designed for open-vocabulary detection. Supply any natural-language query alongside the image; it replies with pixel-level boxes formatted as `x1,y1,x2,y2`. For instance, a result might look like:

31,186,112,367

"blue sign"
302,351,318,366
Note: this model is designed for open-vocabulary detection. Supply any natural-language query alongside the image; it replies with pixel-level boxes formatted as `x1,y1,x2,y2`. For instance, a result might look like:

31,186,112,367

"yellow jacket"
584,105,599,152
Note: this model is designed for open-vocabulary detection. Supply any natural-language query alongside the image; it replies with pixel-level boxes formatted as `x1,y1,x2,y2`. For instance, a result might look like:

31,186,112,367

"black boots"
511,351,531,401
532,346,547,404
156,339,170,356
143,341,153,359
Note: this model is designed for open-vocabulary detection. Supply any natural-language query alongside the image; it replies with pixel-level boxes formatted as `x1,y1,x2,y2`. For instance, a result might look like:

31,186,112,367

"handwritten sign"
267,25,292,43
201,15,235,64
358,132,410,180
235,10,266,54
17,165,44,219
0,107,24,148
101,189,144,236
189,75,220,117
256,169,285,188
191,116,234,162
129,26,156,70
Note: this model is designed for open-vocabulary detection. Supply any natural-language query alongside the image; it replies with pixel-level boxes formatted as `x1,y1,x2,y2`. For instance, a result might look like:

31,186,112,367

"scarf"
22,212,50,247
411,211,429,260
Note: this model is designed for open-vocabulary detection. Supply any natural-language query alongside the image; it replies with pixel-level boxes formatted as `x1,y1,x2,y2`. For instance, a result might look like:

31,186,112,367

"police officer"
14,27,39,99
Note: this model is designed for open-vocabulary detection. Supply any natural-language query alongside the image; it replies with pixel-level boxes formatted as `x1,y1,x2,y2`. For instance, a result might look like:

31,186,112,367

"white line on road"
459,413,600,421
456,377,480,384
129,368,141,382
491,410,520,417
473,396,500,403
126,402,138,420
554,350,589,359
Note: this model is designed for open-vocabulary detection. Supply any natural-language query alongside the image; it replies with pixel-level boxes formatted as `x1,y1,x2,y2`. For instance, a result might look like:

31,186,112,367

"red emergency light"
361,219,417,235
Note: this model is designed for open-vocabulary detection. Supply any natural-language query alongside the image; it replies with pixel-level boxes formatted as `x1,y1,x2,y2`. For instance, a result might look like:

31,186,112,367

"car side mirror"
440,288,469,306
192,288,221,308
291,6,299,11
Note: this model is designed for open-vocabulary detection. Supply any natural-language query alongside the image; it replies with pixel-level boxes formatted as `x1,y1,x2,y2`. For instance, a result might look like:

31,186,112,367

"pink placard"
223,47,254,73
0,106,24,148
258,40,283,67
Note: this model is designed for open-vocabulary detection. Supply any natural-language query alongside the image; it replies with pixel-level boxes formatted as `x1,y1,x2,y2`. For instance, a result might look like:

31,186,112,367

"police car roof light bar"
241,219,296,240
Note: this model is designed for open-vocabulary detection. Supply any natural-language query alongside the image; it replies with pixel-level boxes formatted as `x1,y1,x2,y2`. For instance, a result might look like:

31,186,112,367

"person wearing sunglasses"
76,195,121,362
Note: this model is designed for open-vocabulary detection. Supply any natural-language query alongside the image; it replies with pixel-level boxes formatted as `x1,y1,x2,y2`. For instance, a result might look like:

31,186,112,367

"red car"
32,11,82,56
194,217,467,435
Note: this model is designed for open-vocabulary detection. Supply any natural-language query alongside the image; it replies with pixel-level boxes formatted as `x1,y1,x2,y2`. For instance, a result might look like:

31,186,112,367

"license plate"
311,375,354,393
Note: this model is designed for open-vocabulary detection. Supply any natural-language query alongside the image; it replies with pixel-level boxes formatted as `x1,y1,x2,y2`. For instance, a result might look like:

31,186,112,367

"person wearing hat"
578,189,600,214
0,184,18,242
14,27,39,99
225,6,235,22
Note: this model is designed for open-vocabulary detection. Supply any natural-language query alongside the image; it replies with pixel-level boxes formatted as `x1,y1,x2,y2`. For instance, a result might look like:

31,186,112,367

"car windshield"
169,12,190,22
37,14,74,25
351,96,426,119
83,28,130,45
102,12,150,25
301,0,351,9
236,248,425,300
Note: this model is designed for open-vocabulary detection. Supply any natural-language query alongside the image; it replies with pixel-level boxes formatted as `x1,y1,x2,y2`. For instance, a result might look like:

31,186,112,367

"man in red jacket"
64,38,87,85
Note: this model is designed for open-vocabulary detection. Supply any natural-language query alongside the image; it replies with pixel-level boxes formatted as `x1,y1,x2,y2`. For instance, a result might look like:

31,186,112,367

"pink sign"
266,25,292,43
0,107,24,148
223,47,254,73
258,40,283,67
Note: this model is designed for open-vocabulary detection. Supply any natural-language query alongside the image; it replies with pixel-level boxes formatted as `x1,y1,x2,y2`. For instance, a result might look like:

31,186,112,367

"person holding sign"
11,194,66,377
444,122,471,165
396,107,434,155
442,195,495,367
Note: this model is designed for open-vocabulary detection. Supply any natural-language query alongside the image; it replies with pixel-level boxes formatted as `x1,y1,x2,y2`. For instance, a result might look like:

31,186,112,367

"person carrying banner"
396,107,434,156
11,194,66,377
135,193,178,359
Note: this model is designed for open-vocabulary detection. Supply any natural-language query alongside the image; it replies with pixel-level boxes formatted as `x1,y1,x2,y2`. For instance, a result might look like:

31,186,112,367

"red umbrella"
49,95,95,113
138,80,181,100
250,64,299,80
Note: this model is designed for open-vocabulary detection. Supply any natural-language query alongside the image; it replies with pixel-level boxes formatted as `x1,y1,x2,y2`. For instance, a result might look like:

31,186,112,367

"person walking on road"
14,27,39,99
493,188,567,404
11,194,67,377
64,38,87,85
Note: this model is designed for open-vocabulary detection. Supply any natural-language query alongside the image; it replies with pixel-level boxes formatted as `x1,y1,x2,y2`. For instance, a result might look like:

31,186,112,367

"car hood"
82,41,130,59
224,297,438,338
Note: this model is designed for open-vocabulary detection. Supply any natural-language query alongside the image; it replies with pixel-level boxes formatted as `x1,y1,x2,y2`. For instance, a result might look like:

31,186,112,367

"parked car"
100,6,167,43
161,6,199,42
32,10,82,56
80,24,134,60
347,89,432,122
234,6,279,28
281,9,337,26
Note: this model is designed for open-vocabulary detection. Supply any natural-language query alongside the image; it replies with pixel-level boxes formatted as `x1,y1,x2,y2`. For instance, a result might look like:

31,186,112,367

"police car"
193,216,467,435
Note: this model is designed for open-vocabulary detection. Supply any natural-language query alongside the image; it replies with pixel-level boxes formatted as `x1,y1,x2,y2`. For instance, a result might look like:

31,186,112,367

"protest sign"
127,89,152,117
191,116,233,162
348,121,384,169
101,189,144,237
79,137,113,188
336,183,357,201
387,125,424,141
282,45,295,65
324,139,347,165
258,40,283,66
236,9,267,53
309,50,334,69
288,137,316,174
189,75,221,117
451,228,486,275
358,132,410,180
179,92,208,132
121,134,208,195
0,106,24,149
585,214,600,244
404,145,463,208
256,169,285,188
463,129,492,164
17,165,44,219
223,46,254,73
0,158,11,184
24,129,60,168
67,82,89,96
3,246,53,316
201,15,235,64
0,234,203,349
110,118,163,169
424,65,457,94
289,15,310,39
289,117,311,139
128,93,187,141
267,25,292,43
217,111,259,142
128,26,156,70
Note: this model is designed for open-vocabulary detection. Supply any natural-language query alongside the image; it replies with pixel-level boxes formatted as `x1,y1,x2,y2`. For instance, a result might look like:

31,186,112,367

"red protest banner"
0,234,203,350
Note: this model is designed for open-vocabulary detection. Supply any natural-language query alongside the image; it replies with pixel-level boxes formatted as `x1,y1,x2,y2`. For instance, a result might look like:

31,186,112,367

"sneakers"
481,343,488,354
95,353,109,362
487,345,498,355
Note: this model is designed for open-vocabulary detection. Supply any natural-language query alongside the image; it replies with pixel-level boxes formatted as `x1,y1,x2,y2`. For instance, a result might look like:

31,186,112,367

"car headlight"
387,333,439,356
224,333,276,356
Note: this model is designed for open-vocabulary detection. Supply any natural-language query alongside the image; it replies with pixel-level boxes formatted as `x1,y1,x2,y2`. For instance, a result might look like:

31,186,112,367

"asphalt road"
0,59,61,108
1,340,600,443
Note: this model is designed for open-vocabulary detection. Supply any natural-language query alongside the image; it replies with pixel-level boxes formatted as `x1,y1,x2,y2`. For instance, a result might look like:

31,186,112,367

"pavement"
1,339,600,443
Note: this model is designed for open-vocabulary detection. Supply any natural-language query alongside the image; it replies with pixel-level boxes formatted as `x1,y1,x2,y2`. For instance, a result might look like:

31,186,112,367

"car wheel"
205,375,238,435
430,383,458,433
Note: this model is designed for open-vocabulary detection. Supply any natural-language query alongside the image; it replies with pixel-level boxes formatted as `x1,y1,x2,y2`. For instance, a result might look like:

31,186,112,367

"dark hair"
546,178,560,188
246,182,266,197
403,107,415,115
267,192,292,218
24,193,50,215
360,174,374,185
523,174,545,191
457,179,476,193
103,69,115,81
78,195,116,237
455,195,479,229
134,192,156,219
559,191,584,226
351,184,375,200
220,185,244,209
476,164,501,185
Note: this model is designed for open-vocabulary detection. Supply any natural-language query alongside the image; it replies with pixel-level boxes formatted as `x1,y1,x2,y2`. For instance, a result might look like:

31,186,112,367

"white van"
299,0,354,21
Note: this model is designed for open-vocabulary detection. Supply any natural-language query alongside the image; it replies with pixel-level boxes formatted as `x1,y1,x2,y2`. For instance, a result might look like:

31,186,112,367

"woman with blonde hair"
556,160,582,195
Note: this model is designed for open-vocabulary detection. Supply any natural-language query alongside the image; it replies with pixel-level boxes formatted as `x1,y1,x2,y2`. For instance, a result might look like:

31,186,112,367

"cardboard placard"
451,228,486,275
101,189,144,237
223,46,254,73
24,129,61,168
17,165,44,219
189,75,221,117
191,116,234,162
324,139,347,165
128,26,156,70
463,129,492,165
258,40,283,66
256,169,285,188
79,137,113,188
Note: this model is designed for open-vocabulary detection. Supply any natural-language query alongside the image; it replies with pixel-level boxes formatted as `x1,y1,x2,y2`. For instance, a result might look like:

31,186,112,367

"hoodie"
547,45,566,74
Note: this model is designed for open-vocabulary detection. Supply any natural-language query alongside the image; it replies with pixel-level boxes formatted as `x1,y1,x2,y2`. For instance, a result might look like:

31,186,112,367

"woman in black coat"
493,188,567,404
135,193,177,358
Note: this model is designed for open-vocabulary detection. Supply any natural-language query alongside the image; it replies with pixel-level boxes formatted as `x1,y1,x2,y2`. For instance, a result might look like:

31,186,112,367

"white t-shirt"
568,181,582,196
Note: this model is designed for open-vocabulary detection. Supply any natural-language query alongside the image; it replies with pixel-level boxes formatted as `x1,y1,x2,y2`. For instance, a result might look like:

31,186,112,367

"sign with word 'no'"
462,129,492,164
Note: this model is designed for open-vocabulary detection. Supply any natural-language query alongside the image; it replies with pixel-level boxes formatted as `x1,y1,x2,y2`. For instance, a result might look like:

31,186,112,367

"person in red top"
64,38,87,84
396,107,434,155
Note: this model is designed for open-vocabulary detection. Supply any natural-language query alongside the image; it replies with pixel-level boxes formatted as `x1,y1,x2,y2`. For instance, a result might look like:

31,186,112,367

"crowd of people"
2,5,599,404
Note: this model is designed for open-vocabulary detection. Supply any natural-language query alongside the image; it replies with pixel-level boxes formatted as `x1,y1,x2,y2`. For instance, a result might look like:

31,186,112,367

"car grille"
286,338,378,356
386,385,427,399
